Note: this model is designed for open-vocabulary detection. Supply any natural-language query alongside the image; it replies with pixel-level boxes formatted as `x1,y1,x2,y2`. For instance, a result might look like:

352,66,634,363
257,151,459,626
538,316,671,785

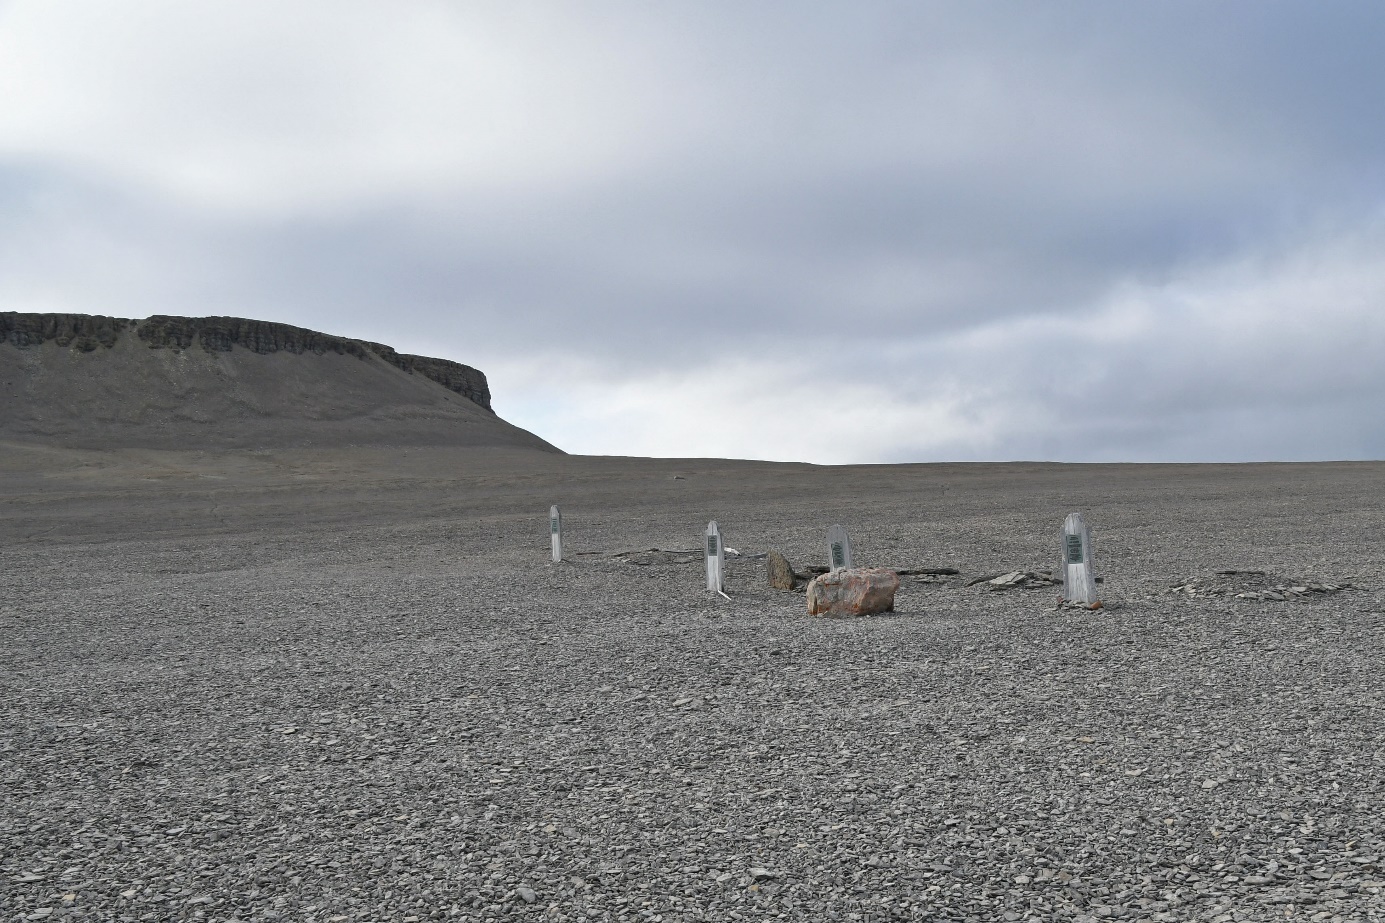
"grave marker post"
549,505,563,563
1061,512,1097,604
706,520,726,596
827,524,853,571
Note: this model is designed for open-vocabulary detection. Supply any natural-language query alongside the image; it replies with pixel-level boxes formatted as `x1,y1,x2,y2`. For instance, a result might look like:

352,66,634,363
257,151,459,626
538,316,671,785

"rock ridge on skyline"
0,312,491,411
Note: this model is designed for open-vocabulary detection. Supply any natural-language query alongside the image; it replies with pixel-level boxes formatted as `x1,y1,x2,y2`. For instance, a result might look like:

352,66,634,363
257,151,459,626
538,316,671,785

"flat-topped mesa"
137,315,492,411
0,311,556,451
1,312,491,411
137,315,370,356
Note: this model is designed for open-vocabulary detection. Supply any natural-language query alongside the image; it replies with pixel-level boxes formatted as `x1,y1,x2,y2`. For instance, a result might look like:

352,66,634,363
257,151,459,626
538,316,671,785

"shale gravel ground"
2,448,1383,923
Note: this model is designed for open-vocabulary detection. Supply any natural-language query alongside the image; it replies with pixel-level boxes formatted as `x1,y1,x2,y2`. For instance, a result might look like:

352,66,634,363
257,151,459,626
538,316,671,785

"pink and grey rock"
806,567,900,617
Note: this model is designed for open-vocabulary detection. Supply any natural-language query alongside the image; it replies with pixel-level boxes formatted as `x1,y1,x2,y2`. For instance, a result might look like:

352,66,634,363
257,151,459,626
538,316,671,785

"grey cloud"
3,2,1385,461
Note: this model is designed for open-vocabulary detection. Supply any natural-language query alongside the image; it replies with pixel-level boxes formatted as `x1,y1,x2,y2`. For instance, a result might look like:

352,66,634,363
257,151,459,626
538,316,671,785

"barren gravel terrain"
2,445,1382,923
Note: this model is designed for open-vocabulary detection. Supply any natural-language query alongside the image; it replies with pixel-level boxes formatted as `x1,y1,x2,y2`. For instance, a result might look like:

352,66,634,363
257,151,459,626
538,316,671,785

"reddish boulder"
806,567,900,617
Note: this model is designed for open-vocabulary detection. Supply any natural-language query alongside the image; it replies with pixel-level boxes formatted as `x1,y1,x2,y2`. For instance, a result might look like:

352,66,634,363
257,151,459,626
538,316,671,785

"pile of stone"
965,570,1062,591
1231,583,1348,601
1168,570,1352,602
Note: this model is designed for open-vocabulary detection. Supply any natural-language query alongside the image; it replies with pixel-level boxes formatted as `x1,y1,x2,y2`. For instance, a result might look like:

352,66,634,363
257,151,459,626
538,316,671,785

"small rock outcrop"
806,568,900,617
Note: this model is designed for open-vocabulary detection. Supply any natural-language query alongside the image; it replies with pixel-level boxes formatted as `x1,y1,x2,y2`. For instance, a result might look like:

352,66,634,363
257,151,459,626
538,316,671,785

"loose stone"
766,549,797,591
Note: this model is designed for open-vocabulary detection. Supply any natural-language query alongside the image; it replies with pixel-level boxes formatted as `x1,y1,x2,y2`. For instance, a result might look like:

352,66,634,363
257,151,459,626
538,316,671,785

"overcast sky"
3,2,1384,462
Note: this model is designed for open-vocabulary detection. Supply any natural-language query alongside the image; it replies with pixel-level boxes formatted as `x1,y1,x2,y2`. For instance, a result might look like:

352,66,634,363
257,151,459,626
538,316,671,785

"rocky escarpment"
1,312,491,411
0,312,131,352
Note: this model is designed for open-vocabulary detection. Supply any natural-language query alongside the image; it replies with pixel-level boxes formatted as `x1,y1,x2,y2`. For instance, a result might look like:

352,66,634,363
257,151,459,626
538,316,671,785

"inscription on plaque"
826,525,853,571
1065,533,1083,564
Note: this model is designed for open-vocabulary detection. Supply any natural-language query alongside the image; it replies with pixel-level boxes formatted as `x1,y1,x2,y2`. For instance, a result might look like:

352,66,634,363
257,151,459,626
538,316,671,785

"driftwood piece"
574,548,652,557
574,547,764,560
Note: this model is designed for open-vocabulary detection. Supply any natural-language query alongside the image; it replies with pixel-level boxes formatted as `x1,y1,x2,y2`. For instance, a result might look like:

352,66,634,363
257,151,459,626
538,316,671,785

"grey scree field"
2,447,1383,923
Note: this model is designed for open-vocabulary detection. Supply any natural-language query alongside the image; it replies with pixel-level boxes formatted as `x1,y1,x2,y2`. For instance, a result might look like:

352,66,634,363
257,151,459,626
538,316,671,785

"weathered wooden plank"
827,524,853,571
1061,512,1098,604
549,505,563,563
706,520,726,595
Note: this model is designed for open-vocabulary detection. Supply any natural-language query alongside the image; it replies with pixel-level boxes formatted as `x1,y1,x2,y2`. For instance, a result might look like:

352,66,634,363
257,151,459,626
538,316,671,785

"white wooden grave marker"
549,505,563,563
827,524,853,571
1061,512,1097,604
705,520,728,597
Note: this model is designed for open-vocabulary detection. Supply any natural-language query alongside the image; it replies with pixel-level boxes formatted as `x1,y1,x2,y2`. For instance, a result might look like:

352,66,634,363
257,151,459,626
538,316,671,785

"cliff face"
0,312,131,352
1,311,559,452
1,312,491,412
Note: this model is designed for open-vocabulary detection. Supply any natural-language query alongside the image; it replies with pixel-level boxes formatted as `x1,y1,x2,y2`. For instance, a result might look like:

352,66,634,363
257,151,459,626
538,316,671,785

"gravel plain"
2,446,1383,923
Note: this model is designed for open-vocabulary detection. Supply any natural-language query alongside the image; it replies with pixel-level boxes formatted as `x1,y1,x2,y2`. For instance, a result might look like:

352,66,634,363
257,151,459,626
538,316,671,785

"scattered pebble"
4,458,1381,921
